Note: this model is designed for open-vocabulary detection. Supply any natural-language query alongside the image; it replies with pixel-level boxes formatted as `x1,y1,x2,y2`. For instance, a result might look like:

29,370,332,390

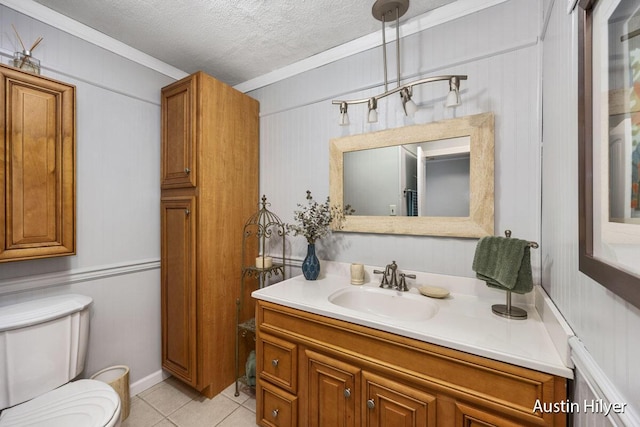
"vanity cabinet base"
256,300,567,427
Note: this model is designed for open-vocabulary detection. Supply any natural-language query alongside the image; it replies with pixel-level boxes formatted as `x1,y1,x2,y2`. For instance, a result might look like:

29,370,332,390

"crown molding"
1,0,506,93
234,0,508,93
0,0,188,80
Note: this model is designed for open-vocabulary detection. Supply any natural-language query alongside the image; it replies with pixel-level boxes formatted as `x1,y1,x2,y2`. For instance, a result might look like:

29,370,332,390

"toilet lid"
0,380,120,427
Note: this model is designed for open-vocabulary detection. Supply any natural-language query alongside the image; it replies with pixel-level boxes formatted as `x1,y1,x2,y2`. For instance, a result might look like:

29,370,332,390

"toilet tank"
0,294,93,409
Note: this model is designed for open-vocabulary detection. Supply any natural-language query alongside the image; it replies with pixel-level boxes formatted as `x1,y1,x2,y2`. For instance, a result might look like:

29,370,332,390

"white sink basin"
328,286,439,322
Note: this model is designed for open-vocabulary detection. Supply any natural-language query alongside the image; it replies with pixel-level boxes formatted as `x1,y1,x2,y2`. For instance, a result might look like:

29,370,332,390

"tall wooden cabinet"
160,71,259,398
0,64,75,262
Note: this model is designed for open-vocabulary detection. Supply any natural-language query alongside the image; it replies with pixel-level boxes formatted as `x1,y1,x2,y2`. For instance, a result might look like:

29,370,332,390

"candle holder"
12,50,40,74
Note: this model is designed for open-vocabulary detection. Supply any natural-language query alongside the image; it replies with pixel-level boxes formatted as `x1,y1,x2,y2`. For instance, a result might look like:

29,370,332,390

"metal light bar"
333,0,469,123
331,74,467,107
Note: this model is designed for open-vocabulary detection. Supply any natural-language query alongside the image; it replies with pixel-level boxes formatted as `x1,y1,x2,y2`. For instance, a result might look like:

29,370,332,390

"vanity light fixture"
333,0,468,124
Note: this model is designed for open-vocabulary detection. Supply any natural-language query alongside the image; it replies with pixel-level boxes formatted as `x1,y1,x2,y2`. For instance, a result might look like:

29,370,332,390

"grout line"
214,405,239,427
151,417,177,427
136,387,195,421
128,379,257,427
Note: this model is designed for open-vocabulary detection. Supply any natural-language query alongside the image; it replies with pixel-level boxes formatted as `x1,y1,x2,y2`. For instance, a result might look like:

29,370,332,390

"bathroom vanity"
252,267,572,426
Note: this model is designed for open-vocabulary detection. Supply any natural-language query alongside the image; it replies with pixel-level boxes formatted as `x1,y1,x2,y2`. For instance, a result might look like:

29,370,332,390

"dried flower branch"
286,191,354,244
11,25,43,70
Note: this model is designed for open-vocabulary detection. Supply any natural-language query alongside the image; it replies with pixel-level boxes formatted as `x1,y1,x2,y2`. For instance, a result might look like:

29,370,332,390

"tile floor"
122,377,257,427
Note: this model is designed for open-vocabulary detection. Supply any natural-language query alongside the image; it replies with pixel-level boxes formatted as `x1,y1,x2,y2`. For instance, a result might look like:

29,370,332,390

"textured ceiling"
31,0,456,87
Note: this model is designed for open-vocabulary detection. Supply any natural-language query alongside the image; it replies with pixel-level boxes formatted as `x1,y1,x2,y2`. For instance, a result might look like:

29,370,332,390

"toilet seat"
0,379,121,427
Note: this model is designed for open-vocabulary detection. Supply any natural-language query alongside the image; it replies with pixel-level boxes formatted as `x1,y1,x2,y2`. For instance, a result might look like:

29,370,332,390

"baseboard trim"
570,336,640,426
0,259,160,295
129,369,170,397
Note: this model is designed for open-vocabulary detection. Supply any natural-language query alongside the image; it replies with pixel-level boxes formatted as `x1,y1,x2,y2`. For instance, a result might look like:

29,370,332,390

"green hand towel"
472,236,533,294
245,350,256,386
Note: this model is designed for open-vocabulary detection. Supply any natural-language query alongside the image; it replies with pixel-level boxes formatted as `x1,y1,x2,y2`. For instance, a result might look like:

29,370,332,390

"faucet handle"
373,269,390,288
398,273,416,292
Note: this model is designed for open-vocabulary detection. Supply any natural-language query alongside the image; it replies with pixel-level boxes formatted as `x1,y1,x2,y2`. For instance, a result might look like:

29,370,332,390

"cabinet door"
363,371,436,427
161,76,196,189
161,196,197,387
306,350,360,427
0,66,75,262
453,402,528,427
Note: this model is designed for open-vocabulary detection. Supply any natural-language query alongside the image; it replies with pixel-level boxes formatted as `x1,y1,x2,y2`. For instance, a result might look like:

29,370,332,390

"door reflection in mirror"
343,137,471,217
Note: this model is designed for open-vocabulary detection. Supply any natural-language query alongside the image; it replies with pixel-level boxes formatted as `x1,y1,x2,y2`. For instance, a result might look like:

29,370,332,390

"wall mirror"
330,112,494,237
578,0,640,309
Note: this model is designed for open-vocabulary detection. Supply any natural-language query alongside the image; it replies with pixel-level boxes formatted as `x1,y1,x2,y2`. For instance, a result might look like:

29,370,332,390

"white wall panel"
542,0,640,421
251,0,542,282
0,4,174,386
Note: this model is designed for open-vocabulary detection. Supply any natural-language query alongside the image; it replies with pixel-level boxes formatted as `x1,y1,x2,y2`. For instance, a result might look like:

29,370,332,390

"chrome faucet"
374,261,414,291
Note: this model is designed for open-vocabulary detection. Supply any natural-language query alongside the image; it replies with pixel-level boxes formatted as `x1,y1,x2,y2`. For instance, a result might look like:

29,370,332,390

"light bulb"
445,76,461,107
367,97,378,123
404,99,418,117
339,101,350,126
400,87,418,117
445,89,460,107
339,111,350,126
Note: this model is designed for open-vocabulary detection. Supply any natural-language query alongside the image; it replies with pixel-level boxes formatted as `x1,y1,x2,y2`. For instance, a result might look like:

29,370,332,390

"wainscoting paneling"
541,0,640,422
0,4,174,387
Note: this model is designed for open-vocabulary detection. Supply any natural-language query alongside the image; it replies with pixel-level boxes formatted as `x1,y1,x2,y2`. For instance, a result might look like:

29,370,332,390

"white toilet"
0,294,121,427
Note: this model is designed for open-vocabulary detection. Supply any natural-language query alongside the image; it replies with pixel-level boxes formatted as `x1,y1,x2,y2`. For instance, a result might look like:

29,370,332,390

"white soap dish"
418,285,450,299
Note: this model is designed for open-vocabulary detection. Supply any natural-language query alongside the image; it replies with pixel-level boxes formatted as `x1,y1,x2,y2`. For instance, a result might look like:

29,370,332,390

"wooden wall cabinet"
256,301,567,427
161,71,259,398
0,64,75,262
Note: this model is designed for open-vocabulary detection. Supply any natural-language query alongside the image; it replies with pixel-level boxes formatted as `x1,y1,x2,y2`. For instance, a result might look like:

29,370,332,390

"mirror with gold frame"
330,112,494,237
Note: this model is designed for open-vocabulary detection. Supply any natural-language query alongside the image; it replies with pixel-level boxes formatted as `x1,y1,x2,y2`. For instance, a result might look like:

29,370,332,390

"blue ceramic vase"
302,243,320,280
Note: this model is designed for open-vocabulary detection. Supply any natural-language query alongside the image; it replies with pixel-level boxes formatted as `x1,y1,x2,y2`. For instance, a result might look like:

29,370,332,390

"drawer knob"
185,167,191,174
343,388,351,398
367,399,376,409
272,409,279,418
271,359,279,367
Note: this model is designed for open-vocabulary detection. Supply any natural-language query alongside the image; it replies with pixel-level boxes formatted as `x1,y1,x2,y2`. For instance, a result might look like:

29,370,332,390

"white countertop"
252,266,574,379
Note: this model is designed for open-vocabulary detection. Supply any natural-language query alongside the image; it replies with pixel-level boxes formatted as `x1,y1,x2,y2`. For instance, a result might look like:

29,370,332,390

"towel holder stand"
491,230,538,320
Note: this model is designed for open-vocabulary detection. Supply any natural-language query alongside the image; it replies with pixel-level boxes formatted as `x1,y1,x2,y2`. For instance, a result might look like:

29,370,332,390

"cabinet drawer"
259,333,297,393
258,379,297,427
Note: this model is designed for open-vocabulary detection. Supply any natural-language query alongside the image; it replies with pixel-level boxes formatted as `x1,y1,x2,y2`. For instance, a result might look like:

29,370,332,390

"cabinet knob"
184,167,191,175
367,399,375,409
271,409,279,418
271,359,279,367
343,388,351,398
185,209,190,216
